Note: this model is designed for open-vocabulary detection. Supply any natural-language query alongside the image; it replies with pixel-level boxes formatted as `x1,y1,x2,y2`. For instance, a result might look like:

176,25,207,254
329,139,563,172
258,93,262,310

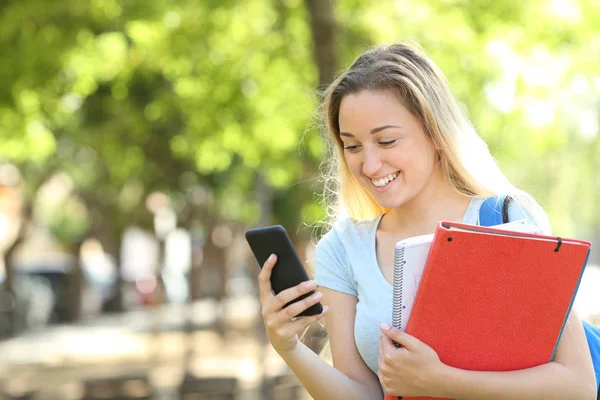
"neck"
381,170,471,236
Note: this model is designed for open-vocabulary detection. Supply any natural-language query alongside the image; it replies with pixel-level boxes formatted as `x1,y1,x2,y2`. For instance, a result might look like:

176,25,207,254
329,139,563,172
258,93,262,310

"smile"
371,172,399,188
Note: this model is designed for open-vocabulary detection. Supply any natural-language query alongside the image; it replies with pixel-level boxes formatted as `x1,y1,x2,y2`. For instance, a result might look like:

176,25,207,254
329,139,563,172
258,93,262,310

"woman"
257,43,597,399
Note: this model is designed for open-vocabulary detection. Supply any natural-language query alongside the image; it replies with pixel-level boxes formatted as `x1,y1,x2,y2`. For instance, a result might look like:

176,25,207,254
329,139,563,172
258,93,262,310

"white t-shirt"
314,197,536,375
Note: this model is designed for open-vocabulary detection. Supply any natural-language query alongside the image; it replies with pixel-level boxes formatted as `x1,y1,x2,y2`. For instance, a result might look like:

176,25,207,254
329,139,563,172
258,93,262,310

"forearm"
279,342,383,400
439,361,596,400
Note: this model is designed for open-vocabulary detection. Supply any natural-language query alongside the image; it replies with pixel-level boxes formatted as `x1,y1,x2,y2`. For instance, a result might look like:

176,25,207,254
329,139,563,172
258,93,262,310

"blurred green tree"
0,0,329,312
0,0,598,327
337,0,600,238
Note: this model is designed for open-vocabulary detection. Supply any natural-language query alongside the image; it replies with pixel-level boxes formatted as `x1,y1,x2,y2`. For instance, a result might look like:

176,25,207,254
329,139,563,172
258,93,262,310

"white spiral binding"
392,246,406,330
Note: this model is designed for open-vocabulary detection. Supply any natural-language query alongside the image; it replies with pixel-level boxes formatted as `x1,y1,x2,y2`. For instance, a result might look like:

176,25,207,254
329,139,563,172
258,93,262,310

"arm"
439,309,597,400
258,255,382,400
378,310,596,400
279,287,382,399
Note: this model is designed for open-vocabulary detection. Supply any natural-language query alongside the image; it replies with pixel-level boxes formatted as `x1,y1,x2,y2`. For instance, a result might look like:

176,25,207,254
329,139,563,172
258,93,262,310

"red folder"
385,221,591,400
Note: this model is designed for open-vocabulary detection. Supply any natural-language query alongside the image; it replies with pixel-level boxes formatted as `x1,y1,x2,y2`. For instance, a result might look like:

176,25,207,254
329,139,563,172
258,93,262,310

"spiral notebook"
386,221,591,400
392,219,539,331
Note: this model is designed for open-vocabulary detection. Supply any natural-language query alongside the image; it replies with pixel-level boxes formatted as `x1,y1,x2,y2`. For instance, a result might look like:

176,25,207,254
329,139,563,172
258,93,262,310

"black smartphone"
245,225,323,317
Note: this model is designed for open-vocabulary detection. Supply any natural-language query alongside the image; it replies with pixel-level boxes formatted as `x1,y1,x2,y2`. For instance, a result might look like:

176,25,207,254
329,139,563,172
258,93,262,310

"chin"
372,190,414,210
372,195,403,210
377,201,403,210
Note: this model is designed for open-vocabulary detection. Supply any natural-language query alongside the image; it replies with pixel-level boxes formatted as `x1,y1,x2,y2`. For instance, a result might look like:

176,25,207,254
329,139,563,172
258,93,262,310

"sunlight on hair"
318,43,551,234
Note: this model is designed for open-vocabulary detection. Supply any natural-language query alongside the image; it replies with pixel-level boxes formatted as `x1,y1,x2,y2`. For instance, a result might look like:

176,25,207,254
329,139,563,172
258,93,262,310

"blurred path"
0,295,308,399
0,297,249,366
0,265,597,399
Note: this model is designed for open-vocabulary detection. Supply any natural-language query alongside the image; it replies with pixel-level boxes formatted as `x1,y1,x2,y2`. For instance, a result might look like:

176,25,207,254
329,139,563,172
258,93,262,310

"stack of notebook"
386,220,591,400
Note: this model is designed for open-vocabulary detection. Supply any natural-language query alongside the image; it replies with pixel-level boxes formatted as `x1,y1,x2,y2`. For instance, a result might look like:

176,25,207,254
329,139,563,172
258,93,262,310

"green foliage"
32,174,90,246
0,0,598,246
335,0,599,237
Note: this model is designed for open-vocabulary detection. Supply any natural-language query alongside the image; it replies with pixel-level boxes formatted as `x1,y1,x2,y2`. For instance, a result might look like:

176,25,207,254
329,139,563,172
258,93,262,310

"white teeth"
372,172,398,187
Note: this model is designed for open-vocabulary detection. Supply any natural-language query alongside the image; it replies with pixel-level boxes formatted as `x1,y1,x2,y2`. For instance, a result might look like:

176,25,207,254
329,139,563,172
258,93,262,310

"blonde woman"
257,43,597,399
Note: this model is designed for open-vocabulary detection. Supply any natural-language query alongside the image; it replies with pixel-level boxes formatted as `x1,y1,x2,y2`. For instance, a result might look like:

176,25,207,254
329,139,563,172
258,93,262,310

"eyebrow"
339,125,404,137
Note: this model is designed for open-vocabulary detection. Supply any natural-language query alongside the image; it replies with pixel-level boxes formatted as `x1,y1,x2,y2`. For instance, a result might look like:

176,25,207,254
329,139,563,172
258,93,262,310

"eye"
343,144,361,152
379,139,397,146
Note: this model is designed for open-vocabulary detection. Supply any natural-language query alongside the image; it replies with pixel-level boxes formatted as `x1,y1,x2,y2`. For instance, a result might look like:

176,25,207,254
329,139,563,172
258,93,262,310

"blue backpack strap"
478,195,511,226
584,320,600,390
480,196,600,390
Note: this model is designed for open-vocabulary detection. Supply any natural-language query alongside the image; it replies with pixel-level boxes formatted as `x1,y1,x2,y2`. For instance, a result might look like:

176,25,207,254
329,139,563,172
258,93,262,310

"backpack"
480,195,600,391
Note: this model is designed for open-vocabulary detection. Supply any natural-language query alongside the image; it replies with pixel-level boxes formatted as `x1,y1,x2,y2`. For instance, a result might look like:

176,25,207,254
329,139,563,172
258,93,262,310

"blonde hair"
312,42,552,362
319,43,551,234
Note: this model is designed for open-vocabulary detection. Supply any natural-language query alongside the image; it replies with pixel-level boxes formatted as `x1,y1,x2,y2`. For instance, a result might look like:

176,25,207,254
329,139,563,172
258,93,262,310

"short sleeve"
314,228,358,297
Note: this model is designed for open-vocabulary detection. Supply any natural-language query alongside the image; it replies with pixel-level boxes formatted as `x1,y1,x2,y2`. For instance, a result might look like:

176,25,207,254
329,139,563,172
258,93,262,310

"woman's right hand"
258,254,329,355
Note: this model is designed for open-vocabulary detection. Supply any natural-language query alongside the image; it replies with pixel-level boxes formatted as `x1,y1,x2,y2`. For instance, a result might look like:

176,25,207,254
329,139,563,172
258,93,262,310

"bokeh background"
0,0,599,399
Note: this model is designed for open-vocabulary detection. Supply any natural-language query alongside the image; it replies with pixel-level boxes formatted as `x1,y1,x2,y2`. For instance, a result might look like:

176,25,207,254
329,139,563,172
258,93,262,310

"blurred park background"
0,0,599,399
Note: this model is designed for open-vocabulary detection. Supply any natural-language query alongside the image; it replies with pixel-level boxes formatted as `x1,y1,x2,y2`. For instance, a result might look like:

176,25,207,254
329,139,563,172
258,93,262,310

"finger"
379,333,397,361
380,334,405,362
296,305,328,328
380,323,421,351
380,330,398,350
258,254,277,302
277,306,329,337
267,279,318,313
273,288,323,321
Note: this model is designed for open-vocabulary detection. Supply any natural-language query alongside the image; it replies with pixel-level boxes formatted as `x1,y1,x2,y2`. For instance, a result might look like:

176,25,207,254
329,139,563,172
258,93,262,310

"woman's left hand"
377,323,448,398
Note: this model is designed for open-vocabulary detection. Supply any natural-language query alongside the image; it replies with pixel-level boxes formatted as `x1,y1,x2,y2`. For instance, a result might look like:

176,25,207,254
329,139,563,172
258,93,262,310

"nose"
361,147,383,177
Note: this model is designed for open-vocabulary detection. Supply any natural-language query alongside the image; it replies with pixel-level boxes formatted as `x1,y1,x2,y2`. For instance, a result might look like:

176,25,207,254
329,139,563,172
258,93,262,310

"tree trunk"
197,225,226,300
63,238,85,322
304,0,339,355
94,211,125,313
193,190,229,301
101,235,123,313
189,222,204,301
305,0,338,88
2,202,31,336
3,237,24,336
182,204,204,301
3,231,24,299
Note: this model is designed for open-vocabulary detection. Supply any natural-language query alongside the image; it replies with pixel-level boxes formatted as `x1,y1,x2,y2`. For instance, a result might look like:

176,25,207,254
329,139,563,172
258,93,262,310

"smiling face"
338,90,441,210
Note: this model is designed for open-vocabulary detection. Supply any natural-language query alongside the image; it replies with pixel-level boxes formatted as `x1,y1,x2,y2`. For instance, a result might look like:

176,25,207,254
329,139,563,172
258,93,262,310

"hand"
258,254,329,355
377,324,448,398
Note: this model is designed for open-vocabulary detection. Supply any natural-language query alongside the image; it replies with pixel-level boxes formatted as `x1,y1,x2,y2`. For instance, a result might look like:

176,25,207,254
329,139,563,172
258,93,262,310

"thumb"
380,323,420,350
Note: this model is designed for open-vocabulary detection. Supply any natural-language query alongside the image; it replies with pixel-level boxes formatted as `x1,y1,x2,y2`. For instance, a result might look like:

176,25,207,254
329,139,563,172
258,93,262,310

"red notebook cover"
385,221,591,400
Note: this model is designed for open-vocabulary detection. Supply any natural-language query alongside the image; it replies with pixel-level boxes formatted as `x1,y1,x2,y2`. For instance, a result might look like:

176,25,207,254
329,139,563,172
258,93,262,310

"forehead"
338,90,416,132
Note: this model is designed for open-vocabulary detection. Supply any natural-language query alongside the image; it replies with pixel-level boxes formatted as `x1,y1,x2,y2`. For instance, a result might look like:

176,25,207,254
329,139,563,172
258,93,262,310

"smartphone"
245,225,323,317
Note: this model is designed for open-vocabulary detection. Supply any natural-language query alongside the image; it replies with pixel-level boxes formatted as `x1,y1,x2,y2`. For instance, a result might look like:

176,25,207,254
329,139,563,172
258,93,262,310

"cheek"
343,154,360,176
344,153,360,168
394,154,431,182
402,143,436,171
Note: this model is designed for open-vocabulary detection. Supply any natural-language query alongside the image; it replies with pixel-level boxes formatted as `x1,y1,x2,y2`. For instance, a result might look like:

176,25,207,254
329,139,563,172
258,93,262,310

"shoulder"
314,215,380,276
316,216,381,252
314,217,381,296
